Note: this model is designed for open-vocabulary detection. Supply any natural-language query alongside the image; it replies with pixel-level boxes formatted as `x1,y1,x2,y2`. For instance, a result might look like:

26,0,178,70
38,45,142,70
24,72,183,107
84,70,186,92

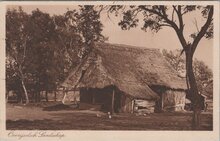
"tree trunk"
21,79,29,104
186,52,202,130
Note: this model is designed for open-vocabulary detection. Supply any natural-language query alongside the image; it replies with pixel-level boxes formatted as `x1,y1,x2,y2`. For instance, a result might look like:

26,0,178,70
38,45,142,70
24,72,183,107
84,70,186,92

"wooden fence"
7,89,80,103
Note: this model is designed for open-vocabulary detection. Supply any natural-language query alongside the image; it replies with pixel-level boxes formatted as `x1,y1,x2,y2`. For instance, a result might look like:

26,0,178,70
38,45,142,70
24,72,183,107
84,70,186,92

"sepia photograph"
1,1,219,141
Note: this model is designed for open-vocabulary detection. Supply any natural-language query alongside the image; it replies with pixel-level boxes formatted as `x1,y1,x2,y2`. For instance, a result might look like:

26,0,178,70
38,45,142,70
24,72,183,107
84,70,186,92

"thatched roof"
62,42,187,100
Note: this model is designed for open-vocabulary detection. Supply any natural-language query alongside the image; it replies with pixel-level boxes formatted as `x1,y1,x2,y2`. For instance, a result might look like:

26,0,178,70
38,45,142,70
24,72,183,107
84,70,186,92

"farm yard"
5,5,214,132
6,102,213,130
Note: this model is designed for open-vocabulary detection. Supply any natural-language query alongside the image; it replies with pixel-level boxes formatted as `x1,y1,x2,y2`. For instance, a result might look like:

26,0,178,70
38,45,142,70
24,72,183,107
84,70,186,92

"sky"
7,5,213,69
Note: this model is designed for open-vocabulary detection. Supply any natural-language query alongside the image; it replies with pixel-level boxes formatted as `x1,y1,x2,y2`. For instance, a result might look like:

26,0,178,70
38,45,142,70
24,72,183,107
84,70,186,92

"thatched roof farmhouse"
62,43,187,113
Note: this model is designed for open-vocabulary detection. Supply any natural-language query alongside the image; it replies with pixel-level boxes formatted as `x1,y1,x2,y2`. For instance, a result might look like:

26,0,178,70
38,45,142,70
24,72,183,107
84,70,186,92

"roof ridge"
95,42,160,52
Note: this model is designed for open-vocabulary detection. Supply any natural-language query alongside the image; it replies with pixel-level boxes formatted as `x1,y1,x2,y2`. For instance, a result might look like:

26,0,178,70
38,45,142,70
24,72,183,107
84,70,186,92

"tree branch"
174,5,184,31
158,23,172,27
171,7,175,22
170,5,188,49
138,6,179,30
173,5,178,13
132,8,142,18
138,6,189,50
191,6,213,54
96,5,109,16
21,37,27,66
193,18,200,32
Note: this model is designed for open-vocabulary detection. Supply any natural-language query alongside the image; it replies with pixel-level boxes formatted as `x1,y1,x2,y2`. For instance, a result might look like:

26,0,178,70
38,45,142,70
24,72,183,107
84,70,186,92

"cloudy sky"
7,5,213,69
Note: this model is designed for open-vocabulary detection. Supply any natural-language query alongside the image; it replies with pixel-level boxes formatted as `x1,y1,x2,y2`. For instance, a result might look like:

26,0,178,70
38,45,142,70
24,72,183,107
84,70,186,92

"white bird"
96,113,102,118
107,112,112,119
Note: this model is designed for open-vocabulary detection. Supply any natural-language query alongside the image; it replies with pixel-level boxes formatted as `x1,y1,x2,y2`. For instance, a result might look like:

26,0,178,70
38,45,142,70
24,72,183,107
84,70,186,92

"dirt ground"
6,102,213,130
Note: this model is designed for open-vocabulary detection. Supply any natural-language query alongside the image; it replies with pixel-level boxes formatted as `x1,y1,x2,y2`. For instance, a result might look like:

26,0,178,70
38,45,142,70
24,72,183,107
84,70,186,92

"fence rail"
6,89,80,103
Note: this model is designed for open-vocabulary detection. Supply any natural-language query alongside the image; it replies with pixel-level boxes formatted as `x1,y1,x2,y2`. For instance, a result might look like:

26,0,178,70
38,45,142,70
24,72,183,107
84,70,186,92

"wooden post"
54,91,57,102
111,87,115,114
6,91,9,103
62,87,65,104
161,94,164,111
131,99,135,113
45,91,48,102
92,92,95,104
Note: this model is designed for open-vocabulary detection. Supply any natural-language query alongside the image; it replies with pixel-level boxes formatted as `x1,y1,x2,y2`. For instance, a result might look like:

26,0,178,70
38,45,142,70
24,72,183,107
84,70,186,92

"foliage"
193,59,213,98
6,7,32,103
76,5,105,57
162,49,213,99
162,49,185,75
6,6,105,102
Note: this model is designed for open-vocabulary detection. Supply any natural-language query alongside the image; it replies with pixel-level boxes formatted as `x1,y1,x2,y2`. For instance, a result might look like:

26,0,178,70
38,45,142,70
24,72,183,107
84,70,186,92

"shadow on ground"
6,112,213,130
42,104,78,111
